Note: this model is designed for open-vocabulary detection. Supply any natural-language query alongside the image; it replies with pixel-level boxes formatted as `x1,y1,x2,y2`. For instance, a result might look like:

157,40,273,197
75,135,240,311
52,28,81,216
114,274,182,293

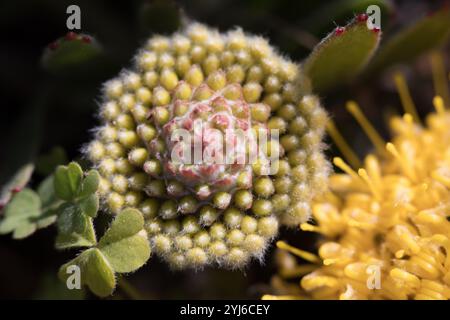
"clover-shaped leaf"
98,208,150,273
58,248,116,298
304,15,381,93
55,203,97,249
58,208,150,297
38,175,58,208
53,163,101,249
0,163,34,210
0,187,58,239
54,162,83,201
79,170,100,199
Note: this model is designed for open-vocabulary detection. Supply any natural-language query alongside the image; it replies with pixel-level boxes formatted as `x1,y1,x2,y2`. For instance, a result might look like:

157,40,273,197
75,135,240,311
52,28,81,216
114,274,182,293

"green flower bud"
159,200,178,219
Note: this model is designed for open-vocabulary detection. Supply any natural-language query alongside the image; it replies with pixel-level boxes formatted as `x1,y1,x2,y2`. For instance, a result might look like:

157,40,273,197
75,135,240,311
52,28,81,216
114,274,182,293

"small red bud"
48,41,59,50
372,27,381,33
82,35,91,43
356,13,368,22
334,26,345,36
11,187,22,193
65,31,78,41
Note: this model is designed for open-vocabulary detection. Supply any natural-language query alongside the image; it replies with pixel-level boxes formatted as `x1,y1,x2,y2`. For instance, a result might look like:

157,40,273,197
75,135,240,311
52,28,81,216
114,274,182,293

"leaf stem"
118,278,145,300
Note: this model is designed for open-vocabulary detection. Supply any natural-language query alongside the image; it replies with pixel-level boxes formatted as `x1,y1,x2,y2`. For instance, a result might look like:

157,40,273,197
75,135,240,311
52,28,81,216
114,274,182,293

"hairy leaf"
55,203,97,249
304,16,381,93
79,170,100,199
78,194,99,218
59,248,116,298
98,209,150,273
54,162,83,201
42,33,103,76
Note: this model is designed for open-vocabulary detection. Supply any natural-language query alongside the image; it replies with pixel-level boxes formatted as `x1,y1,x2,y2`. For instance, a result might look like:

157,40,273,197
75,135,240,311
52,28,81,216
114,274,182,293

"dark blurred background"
0,0,448,299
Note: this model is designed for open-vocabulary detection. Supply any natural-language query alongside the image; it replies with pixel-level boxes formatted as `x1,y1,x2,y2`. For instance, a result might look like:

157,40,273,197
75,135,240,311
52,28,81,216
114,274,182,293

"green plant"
1,4,449,297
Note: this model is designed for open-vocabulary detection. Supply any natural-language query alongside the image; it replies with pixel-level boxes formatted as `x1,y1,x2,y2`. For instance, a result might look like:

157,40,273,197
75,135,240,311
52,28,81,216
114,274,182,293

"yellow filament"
346,101,387,156
280,265,318,278
326,119,362,169
300,223,320,232
433,96,446,114
323,258,337,266
395,250,406,259
431,52,450,107
386,143,417,182
394,72,421,124
403,113,414,124
333,157,362,182
358,168,381,201
276,241,321,264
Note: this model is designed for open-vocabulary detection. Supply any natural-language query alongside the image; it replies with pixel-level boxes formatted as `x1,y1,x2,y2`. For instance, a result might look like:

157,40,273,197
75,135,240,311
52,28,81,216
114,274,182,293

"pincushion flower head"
85,23,329,269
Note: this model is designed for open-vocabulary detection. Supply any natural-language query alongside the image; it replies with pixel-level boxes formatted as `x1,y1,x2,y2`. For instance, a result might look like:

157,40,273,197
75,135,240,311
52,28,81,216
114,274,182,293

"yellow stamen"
358,168,381,201
395,250,406,259
280,265,318,278
386,143,417,182
326,119,362,169
323,258,337,266
333,157,362,182
433,96,446,114
403,113,414,124
300,223,320,232
393,72,421,124
346,101,387,156
276,241,321,264
431,51,450,107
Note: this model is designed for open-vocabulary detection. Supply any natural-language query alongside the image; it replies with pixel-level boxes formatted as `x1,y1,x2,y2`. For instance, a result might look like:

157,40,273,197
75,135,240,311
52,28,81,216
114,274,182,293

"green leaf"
36,214,58,229
98,209,150,273
0,187,59,238
99,233,150,273
0,164,34,209
99,208,144,244
36,147,68,176
42,33,103,76
59,248,116,298
13,222,37,240
38,175,58,208
54,162,83,201
0,216,24,234
78,194,99,218
3,189,41,220
79,170,100,198
304,17,381,93
55,203,97,249
368,8,450,74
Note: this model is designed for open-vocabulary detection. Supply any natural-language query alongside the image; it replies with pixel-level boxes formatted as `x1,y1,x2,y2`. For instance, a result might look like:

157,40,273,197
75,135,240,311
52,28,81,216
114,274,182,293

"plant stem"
118,278,145,300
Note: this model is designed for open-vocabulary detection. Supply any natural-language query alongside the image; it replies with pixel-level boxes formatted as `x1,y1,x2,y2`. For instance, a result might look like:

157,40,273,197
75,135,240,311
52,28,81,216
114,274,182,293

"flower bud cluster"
86,23,329,269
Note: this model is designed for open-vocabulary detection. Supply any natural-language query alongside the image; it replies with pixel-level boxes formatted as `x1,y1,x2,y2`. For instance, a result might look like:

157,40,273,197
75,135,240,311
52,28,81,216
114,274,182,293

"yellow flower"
264,53,450,300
